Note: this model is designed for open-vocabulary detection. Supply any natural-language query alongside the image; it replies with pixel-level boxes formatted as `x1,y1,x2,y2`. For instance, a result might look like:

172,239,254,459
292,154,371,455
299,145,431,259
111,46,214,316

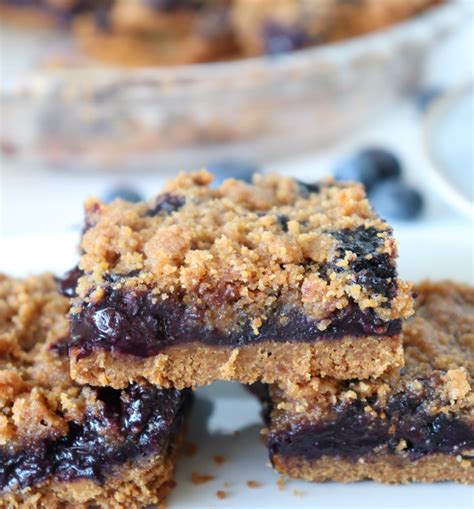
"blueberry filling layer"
331,226,397,299
70,288,401,359
268,399,473,462
0,385,190,492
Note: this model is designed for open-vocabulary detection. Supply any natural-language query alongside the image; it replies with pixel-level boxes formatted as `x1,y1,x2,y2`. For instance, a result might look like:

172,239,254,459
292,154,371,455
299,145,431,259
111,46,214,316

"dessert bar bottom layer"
272,453,473,484
71,336,403,389
2,429,184,509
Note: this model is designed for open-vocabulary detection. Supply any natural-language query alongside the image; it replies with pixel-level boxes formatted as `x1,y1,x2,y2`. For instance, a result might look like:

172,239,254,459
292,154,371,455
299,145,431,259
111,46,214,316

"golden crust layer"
273,453,473,484
70,335,403,389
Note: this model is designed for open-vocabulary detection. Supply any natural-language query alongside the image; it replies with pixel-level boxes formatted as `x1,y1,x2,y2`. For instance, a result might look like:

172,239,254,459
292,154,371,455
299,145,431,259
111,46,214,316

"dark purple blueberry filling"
70,286,401,360
0,385,190,492
49,336,70,357
331,226,398,299
268,397,474,462
58,265,84,298
146,193,185,217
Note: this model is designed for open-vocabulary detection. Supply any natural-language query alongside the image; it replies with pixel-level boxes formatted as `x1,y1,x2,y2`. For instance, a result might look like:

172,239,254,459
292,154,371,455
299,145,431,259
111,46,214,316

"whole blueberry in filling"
332,226,397,299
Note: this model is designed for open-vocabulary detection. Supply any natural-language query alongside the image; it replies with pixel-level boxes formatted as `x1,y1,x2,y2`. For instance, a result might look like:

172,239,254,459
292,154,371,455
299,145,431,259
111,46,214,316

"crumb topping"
0,273,82,447
74,170,412,334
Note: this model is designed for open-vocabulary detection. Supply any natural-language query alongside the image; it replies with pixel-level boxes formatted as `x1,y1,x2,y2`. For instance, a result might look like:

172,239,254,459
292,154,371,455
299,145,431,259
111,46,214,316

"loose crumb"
216,490,227,500
223,482,232,488
277,476,286,491
213,455,226,465
293,489,305,496
246,480,262,488
191,472,215,485
184,442,198,457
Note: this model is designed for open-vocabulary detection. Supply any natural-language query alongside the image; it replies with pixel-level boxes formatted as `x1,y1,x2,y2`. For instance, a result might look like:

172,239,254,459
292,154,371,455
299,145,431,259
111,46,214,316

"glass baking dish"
0,1,469,173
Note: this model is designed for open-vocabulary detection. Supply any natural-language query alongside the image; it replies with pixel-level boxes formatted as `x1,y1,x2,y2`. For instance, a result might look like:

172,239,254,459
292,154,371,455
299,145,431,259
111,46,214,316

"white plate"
1,230,473,509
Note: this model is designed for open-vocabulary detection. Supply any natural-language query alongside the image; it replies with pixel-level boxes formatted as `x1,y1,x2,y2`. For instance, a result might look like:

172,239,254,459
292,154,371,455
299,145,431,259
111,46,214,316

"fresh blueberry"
334,148,402,191
207,158,259,186
103,187,143,204
334,155,379,191
358,148,402,180
415,87,443,112
368,179,424,220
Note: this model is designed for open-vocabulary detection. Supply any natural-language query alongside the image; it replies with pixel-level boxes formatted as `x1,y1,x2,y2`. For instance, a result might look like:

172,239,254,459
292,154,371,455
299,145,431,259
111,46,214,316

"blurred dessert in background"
232,0,444,57
0,0,443,66
73,0,237,66
0,0,459,172
0,0,91,27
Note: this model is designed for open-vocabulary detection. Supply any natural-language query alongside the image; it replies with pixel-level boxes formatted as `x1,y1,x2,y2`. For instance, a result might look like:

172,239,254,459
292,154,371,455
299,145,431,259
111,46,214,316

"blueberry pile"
102,150,423,221
334,147,424,220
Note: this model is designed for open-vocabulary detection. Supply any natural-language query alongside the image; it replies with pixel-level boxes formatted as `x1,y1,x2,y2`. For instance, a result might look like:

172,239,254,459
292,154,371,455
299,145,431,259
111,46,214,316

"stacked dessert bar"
1,171,471,507
0,274,191,507
67,170,412,389
64,170,471,486
266,281,473,483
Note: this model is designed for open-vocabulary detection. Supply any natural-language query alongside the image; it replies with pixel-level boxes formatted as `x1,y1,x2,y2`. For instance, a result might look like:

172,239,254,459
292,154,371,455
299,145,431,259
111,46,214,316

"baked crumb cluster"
0,273,81,448
75,170,412,335
270,281,473,422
